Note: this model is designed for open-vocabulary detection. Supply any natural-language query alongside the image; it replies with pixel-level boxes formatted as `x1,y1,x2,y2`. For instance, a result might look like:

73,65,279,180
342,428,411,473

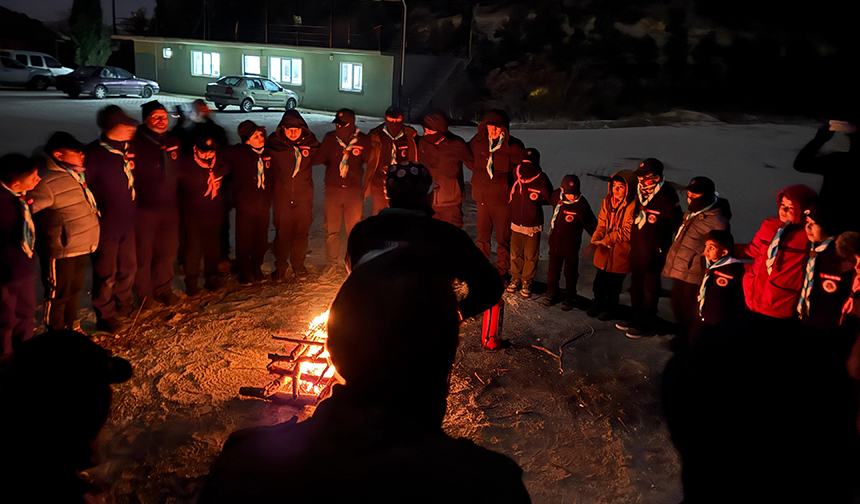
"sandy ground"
0,90,845,503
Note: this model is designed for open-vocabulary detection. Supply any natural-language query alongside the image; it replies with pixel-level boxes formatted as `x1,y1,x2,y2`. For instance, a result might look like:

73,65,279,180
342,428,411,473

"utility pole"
112,0,116,35
399,0,406,108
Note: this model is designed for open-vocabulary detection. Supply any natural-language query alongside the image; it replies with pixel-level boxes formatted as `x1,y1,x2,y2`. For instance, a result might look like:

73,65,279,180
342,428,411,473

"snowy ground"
0,90,842,503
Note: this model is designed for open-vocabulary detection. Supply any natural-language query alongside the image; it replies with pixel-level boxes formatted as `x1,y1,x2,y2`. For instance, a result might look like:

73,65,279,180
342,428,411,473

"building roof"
112,35,386,57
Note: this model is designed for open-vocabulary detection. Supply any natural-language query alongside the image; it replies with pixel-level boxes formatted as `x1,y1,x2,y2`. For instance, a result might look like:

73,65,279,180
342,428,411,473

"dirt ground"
85,193,682,504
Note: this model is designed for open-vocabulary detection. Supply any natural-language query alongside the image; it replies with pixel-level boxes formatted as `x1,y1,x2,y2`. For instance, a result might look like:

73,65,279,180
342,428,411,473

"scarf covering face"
99,140,136,201
486,132,505,180
60,164,99,216
634,178,664,229
674,197,718,241
336,130,361,178
550,192,581,233
697,256,741,315
797,238,834,317
250,146,265,189
382,125,404,166
509,163,541,203
194,149,222,200
2,183,35,258
765,223,788,275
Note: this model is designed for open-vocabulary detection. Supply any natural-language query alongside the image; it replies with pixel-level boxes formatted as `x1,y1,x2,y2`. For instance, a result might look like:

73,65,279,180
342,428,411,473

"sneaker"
157,290,181,306
519,282,532,298
615,321,632,331
626,326,654,339
586,305,601,318
96,316,125,334
597,311,615,322
561,298,576,311
506,279,522,293
540,296,558,307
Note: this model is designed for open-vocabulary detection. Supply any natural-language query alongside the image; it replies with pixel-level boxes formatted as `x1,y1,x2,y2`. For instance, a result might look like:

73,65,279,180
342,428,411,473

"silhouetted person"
794,119,860,232
662,311,860,503
0,330,132,503
199,248,530,503
346,162,503,320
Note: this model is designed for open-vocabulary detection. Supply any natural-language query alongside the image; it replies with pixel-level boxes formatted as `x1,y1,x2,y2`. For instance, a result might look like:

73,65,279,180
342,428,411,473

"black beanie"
560,174,581,196
805,200,842,237
237,120,265,143
421,112,448,133
686,176,716,198
45,131,84,154
96,105,138,132
140,100,166,121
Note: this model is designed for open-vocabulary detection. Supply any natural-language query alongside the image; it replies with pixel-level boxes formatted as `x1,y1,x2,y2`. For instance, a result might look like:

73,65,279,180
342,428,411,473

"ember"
239,311,338,404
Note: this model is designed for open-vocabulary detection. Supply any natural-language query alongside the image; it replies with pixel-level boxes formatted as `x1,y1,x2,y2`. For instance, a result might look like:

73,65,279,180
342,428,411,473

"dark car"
56,66,160,99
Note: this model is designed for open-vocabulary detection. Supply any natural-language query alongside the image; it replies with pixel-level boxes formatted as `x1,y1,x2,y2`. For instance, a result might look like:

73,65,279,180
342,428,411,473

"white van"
0,50,73,78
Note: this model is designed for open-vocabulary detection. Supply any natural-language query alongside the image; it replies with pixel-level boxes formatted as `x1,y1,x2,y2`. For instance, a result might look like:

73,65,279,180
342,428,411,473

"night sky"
0,0,154,23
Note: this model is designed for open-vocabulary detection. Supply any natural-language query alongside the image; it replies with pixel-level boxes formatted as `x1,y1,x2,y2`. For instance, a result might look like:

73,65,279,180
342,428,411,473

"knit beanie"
97,105,138,132
237,120,265,143
560,174,581,196
140,100,166,121
421,112,448,133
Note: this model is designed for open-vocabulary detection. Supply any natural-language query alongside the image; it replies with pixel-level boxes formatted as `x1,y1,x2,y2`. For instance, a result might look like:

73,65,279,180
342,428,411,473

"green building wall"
121,37,395,117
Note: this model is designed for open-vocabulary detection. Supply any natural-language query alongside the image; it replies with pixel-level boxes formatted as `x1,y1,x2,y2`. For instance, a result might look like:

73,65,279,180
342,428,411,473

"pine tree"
69,0,112,66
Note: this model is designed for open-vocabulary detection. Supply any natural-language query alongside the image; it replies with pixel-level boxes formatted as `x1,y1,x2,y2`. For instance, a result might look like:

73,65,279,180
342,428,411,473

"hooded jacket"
738,184,817,319
312,124,372,194
661,197,732,285
417,118,473,208
629,175,683,273
547,190,597,256
129,125,180,211
366,123,419,196
508,159,552,230
28,156,100,260
592,170,637,274
83,136,137,239
176,150,229,224
224,143,274,213
266,111,320,204
468,112,527,204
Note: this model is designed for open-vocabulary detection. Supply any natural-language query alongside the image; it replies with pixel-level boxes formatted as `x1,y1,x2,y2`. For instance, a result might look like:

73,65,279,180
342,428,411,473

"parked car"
0,50,73,81
205,76,300,112
56,66,160,99
0,56,53,90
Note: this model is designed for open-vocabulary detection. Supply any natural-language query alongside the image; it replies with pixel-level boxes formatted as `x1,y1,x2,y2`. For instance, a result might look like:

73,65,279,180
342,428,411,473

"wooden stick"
474,372,486,385
272,335,325,345
128,297,146,335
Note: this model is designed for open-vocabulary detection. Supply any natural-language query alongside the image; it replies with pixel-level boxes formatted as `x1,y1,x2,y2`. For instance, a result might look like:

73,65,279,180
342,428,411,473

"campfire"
239,311,338,405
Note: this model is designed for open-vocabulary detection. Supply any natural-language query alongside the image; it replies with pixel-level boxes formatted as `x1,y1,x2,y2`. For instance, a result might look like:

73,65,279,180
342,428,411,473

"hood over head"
476,109,511,143
275,110,311,143
777,184,817,225
421,112,449,133
607,169,637,205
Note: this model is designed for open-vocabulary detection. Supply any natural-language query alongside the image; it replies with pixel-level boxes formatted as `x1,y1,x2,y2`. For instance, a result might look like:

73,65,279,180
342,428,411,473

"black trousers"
236,205,271,282
325,188,363,264
92,232,136,320
547,251,580,299
510,231,540,283
476,201,511,274
433,203,464,228
135,208,179,301
592,268,626,311
630,269,661,327
274,198,312,276
671,279,703,343
40,255,88,330
184,218,223,289
0,275,35,362
220,180,234,260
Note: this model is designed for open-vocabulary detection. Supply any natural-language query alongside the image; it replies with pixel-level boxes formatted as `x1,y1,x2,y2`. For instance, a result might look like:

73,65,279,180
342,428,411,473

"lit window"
269,57,302,85
243,54,260,75
163,47,172,59
340,62,362,92
191,51,220,77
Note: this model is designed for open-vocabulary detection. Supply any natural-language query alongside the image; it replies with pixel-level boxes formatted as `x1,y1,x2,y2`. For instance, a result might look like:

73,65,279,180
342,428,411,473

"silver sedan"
205,76,301,112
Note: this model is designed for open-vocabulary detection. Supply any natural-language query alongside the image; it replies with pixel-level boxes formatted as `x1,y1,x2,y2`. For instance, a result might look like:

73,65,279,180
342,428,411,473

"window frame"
242,54,261,76
339,62,363,93
191,50,221,77
268,56,303,86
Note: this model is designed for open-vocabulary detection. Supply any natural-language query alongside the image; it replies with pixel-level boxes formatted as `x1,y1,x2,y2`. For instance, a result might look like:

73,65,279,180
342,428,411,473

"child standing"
618,158,682,338
541,174,596,309
0,154,41,364
797,202,853,331
589,170,636,320
736,184,816,319
228,121,273,284
697,230,746,332
178,136,228,295
507,148,553,298
29,132,101,331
